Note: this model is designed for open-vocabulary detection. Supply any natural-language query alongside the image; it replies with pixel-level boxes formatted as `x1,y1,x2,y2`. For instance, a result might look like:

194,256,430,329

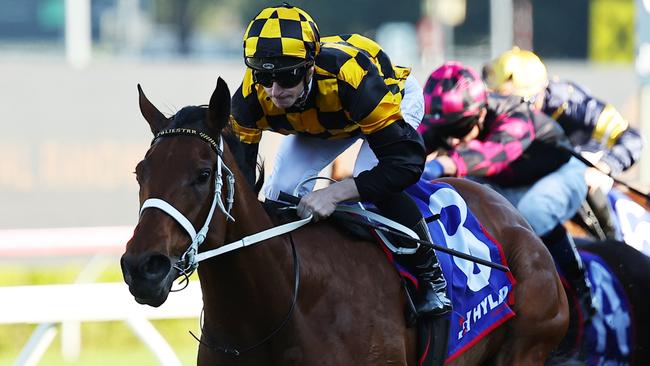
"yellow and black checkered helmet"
484,47,548,98
243,3,320,71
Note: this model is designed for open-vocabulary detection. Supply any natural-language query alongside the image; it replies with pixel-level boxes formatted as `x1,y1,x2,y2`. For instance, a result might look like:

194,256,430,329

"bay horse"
120,78,569,365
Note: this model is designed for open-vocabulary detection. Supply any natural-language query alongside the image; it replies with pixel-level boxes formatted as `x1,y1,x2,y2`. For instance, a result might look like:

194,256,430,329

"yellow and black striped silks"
231,34,411,144
243,4,320,61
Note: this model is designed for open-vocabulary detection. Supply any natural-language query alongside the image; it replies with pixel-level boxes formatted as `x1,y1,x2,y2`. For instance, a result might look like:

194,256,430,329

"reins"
190,234,301,356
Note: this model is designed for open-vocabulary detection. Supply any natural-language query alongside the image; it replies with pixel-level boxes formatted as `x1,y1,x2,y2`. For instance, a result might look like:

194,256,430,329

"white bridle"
138,131,236,274
137,129,313,275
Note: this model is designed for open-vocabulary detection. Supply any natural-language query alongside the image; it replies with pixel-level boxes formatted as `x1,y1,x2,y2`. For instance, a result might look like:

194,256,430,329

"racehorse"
120,78,569,365
550,237,650,364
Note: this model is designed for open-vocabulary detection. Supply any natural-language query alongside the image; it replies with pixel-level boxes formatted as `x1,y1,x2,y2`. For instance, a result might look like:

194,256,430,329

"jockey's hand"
585,166,614,194
296,179,360,222
425,155,457,177
423,160,444,180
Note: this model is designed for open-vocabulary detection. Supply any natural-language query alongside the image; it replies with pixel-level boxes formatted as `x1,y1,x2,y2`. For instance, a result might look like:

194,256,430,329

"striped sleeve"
230,71,265,144
337,54,403,134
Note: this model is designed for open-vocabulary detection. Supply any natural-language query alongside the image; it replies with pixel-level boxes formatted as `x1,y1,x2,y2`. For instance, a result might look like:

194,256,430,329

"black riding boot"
542,225,596,320
374,193,452,318
409,219,453,317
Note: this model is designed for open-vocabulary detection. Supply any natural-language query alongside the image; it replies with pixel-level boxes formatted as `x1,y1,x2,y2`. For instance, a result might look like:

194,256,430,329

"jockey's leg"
374,193,452,317
514,157,594,319
542,224,596,319
264,135,355,200
516,157,588,236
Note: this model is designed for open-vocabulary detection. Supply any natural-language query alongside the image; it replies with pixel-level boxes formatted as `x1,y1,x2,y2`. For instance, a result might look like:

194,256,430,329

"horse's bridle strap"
140,198,198,239
195,215,313,263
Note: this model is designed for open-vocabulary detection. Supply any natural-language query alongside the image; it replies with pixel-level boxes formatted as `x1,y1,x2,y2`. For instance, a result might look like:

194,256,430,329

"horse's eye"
196,168,212,185
134,161,146,184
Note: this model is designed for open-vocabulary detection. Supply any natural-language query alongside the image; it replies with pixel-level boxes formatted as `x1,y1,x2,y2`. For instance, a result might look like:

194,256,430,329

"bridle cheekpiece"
139,128,236,278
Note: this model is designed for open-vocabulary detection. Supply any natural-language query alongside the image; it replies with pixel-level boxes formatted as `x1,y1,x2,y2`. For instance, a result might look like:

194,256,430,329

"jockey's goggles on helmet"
252,64,309,88
433,116,479,139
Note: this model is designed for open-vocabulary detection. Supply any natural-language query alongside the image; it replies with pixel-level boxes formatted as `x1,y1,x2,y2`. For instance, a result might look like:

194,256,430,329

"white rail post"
637,0,650,187
14,324,58,366
126,317,184,366
65,0,92,69
490,0,514,59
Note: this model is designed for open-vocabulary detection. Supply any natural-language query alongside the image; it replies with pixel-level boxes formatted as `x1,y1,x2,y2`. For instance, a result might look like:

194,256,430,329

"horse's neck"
198,149,296,340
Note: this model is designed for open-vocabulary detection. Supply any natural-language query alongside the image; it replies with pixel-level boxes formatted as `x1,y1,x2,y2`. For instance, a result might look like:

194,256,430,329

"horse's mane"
222,126,265,195
171,105,265,195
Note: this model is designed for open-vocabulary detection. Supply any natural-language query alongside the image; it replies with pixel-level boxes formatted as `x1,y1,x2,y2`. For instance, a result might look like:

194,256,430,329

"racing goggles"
434,116,479,139
252,66,307,88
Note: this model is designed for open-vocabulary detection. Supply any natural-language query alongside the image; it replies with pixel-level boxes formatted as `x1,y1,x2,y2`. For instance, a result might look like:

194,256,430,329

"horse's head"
121,78,231,307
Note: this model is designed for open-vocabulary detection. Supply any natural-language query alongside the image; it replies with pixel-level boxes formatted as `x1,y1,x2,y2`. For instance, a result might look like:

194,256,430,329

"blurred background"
0,0,648,365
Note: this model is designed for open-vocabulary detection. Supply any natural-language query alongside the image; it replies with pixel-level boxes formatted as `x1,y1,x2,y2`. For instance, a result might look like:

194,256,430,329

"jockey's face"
264,66,314,109
494,80,547,111
530,90,546,110
446,108,487,148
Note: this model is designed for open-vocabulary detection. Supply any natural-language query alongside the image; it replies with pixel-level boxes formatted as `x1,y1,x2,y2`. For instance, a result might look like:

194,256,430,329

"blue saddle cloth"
575,250,633,365
400,180,516,361
608,188,650,256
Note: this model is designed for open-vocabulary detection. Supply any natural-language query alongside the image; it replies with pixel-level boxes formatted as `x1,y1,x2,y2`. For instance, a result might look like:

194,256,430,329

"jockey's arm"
297,120,425,221
449,112,535,178
545,80,644,175
354,120,426,201
597,127,645,176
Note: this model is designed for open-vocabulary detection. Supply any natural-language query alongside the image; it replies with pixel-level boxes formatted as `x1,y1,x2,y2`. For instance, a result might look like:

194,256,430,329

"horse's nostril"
139,253,172,280
120,255,136,283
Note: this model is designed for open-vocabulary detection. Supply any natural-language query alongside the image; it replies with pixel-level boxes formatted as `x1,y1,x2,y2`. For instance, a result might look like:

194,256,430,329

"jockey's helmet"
243,3,320,88
420,61,487,138
484,47,548,99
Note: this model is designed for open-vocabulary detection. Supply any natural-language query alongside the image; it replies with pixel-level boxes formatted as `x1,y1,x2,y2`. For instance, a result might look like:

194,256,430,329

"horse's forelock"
170,105,209,130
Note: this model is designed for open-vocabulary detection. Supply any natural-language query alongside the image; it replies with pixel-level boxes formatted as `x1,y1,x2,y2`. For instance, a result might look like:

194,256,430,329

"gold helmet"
484,47,548,98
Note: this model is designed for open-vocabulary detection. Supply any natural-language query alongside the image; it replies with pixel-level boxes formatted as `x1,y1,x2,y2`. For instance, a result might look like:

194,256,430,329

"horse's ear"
138,84,168,135
207,77,231,132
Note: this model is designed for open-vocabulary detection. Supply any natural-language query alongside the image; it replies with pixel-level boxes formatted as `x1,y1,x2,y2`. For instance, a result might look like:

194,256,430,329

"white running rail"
0,226,201,366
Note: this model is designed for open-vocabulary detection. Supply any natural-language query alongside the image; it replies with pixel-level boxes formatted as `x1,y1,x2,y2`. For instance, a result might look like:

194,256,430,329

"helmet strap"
292,66,313,109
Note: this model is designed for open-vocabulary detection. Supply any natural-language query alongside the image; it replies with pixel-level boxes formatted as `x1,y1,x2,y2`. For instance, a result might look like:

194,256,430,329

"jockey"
483,47,645,238
418,61,595,318
230,3,451,317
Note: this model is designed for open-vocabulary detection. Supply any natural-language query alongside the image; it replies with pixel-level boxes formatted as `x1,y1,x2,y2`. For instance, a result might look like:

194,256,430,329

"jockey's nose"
270,82,285,96
448,137,462,148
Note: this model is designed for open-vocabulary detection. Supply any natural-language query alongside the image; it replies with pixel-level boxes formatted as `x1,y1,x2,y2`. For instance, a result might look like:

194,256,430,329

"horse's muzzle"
120,252,175,307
